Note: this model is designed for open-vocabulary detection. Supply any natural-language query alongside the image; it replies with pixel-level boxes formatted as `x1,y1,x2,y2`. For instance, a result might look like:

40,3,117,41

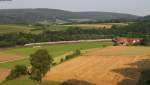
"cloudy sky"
0,0,150,16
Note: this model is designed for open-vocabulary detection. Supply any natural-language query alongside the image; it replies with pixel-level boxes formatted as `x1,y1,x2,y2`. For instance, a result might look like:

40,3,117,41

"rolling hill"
140,15,150,21
0,8,140,24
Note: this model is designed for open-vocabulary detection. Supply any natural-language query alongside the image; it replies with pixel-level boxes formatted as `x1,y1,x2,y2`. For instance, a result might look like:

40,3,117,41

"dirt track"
44,46,150,85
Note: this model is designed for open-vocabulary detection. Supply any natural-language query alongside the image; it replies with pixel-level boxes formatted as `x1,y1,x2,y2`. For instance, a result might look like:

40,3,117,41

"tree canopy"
30,49,53,82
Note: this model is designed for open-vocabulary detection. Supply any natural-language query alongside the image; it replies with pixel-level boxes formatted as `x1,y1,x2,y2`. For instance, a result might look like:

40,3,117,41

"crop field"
0,25,35,34
44,46,150,85
65,23,128,29
0,24,69,34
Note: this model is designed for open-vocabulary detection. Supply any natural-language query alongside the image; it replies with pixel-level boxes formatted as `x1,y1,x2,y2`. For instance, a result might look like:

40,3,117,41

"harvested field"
0,69,10,81
44,46,150,85
0,52,21,62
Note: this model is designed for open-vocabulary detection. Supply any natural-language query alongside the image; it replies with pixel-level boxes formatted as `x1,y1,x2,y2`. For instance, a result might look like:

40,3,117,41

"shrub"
74,50,81,56
52,62,57,66
60,58,65,62
6,65,27,80
65,50,81,61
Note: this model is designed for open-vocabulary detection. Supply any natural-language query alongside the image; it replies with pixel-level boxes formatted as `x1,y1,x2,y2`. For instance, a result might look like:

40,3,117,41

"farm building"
113,37,144,45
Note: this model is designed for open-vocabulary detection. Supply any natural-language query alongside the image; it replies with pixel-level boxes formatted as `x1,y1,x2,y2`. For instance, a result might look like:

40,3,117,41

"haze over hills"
0,8,140,24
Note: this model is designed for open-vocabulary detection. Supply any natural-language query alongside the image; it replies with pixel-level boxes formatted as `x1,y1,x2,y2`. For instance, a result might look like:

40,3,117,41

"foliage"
65,50,81,60
6,65,27,80
30,49,53,82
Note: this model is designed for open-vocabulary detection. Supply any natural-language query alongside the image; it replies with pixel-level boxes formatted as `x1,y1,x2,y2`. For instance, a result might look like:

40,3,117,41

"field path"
44,46,150,85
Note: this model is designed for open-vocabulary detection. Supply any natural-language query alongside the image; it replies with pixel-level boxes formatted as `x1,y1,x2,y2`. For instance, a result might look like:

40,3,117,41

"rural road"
44,46,150,85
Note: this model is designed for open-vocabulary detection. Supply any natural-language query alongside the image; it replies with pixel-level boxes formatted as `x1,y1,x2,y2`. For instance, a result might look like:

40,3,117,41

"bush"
60,58,65,62
6,65,27,80
74,50,81,56
65,50,81,61
52,62,57,66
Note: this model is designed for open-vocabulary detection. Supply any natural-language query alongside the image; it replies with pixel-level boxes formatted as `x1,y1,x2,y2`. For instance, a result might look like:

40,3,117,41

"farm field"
0,41,112,83
0,25,35,34
64,23,128,29
44,46,150,85
0,24,69,34
0,42,112,85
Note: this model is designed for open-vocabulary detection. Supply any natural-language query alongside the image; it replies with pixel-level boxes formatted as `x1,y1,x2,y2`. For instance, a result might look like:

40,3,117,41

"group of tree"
6,49,53,83
0,22,150,47
6,65,28,80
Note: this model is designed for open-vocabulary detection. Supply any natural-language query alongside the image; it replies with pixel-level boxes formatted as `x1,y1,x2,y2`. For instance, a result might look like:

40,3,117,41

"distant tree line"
0,22,150,47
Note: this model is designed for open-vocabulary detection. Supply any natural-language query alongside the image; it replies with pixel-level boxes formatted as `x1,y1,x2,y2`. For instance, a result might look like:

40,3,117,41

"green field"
0,24,69,34
0,41,113,69
0,25,35,34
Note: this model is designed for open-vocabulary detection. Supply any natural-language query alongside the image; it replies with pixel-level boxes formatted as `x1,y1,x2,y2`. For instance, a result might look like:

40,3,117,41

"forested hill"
140,15,150,21
0,8,140,24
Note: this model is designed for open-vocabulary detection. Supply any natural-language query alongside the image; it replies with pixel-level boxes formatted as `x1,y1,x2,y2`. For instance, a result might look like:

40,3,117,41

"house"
113,37,144,46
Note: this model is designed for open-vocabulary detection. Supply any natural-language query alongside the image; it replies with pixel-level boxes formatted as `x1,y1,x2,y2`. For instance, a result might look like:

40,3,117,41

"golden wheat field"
44,46,150,85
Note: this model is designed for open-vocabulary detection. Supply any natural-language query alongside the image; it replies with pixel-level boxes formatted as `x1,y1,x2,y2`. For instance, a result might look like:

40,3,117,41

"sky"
0,0,150,16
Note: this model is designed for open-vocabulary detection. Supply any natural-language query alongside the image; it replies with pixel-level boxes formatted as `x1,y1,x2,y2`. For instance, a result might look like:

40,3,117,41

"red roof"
114,37,144,45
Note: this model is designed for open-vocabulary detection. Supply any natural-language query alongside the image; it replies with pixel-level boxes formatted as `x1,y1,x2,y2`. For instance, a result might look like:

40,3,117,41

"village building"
113,37,144,46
